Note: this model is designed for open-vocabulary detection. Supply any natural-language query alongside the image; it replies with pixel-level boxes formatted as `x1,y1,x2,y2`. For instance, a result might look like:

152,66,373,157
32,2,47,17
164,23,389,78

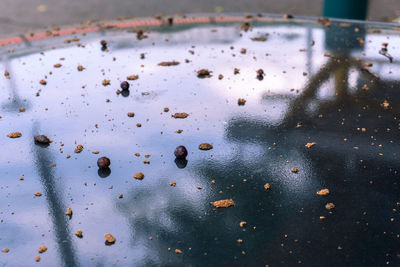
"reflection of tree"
32,123,78,267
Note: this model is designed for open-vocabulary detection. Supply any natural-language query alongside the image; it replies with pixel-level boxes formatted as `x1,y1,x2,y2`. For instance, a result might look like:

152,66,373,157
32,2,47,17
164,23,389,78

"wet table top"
0,14,400,266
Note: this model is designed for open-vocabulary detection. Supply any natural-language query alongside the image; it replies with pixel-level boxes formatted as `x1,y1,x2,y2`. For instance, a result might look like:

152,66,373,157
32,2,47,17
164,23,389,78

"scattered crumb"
199,143,213,150
238,98,246,106
34,192,42,197
175,249,182,254
218,74,224,80
75,230,83,238
237,239,243,243
104,233,116,244
197,69,212,78
74,144,83,153
239,221,247,227
264,183,271,190
1,248,9,253
65,206,72,217
317,189,330,196
53,63,62,68
127,74,139,80
77,65,85,71
92,150,99,154
158,61,180,66
325,203,335,210
290,168,299,173
172,112,189,119
251,37,267,42
38,246,47,253
164,107,169,112
19,107,25,112
127,112,135,117
7,132,22,138
102,79,110,86
40,80,47,85
35,256,41,262
305,142,317,149
211,199,234,208
234,68,240,74
133,172,144,180
169,182,176,187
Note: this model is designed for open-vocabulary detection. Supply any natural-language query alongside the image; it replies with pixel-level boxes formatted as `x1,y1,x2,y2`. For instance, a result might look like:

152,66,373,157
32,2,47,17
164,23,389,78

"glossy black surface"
1,14,400,266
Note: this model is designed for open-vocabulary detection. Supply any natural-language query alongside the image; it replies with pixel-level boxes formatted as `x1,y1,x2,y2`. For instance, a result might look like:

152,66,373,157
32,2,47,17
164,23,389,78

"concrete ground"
0,0,399,37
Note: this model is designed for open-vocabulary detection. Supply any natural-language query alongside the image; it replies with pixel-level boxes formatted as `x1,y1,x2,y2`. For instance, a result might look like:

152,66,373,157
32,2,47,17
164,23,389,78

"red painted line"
0,15,280,47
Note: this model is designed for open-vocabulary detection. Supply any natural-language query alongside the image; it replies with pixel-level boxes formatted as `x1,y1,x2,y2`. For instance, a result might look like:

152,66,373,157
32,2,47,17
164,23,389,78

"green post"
323,0,368,20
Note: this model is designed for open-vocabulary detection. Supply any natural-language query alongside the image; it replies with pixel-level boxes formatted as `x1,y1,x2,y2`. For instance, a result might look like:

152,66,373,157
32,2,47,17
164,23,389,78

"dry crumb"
290,168,299,173
317,189,330,196
40,79,47,85
325,203,335,210
104,233,116,244
211,199,234,208
143,160,150,164
35,256,41,262
34,192,42,197
218,74,224,80
324,52,332,57
127,74,139,80
199,143,213,150
102,79,110,86
119,194,123,199
196,186,202,190
175,249,182,254
4,70,10,79
172,112,189,119
19,107,25,112
237,239,243,243
175,129,183,134
158,61,180,66
127,112,135,117
75,230,83,238
77,65,85,71
238,98,246,106
92,150,99,154
264,183,271,190
133,172,144,180
234,68,240,74
240,48,246,54
1,248,9,253
74,144,83,153
170,182,176,187
38,246,47,253
239,221,247,227
305,142,317,149
7,132,22,138
164,107,169,112
134,153,140,157
136,123,142,127
54,63,62,68
211,180,215,184
66,154,71,159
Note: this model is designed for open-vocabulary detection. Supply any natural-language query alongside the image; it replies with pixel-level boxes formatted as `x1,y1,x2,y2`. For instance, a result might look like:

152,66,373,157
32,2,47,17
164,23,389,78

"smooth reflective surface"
1,14,400,266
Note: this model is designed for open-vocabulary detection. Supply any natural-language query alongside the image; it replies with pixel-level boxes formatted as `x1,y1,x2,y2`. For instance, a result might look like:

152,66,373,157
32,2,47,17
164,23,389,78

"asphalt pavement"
0,0,399,37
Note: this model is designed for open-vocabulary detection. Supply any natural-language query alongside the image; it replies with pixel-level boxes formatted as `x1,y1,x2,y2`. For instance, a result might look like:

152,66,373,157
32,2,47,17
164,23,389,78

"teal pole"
323,0,368,20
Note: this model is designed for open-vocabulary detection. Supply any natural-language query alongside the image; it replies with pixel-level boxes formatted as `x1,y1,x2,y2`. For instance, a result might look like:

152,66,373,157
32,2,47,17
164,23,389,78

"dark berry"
174,145,188,159
120,81,129,90
97,157,111,169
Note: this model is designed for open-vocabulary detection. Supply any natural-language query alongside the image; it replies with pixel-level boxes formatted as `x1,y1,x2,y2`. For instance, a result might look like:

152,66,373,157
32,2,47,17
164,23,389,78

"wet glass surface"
0,14,400,266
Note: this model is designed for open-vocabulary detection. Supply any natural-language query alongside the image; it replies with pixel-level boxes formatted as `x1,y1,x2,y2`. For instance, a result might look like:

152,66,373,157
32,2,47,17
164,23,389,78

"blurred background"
0,0,399,37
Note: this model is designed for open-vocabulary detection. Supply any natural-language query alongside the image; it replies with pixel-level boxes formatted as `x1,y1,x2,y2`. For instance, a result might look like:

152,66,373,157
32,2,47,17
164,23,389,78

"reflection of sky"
0,21,399,266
